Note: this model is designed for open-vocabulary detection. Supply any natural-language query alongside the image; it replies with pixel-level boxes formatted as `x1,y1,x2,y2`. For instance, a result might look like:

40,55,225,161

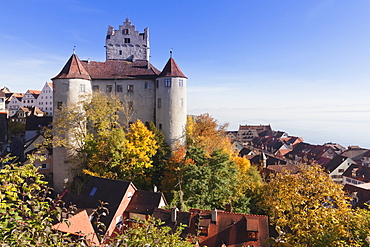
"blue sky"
1,0,370,147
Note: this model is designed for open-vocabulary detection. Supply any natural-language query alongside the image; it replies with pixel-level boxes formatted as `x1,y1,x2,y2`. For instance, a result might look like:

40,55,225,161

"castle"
52,19,187,191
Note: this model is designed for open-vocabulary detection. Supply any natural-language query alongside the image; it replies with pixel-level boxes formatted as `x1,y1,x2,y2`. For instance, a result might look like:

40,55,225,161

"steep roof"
52,210,98,245
324,155,351,173
81,59,160,79
159,58,187,78
62,176,133,235
125,190,166,215
53,54,91,80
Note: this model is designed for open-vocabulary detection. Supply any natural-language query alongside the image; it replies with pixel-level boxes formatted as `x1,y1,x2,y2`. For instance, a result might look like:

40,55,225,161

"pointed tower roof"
52,54,91,80
159,58,187,78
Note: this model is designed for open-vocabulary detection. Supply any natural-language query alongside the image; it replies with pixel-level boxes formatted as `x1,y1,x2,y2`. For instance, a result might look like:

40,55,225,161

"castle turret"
52,53,92,192
156,57,187,147
105,18,150,62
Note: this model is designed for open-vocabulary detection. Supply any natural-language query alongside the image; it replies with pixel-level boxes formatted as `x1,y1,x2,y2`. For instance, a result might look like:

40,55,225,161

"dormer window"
199,226,208,236
248,231,258,241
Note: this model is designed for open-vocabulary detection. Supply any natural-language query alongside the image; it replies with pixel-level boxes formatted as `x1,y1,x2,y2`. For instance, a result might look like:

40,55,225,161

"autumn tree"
115,216,194,247
262,164,369,246
0,156,82,246
51,93,158,186
165,113,261,213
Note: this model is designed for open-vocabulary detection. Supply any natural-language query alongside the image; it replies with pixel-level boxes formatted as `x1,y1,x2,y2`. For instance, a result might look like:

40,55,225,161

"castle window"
80,84,86,92
124,38,130,43
145,81,150,89
158,98,161,108
116,85,123,92
127,85,134,93
159,124,162,130
123,29,129,35
106,85,112,92
119,50,122,55
179,98,183,107
165,79,171,87
156,80,159,88
106,35,110,39
92,85,99,91
179,79,184,87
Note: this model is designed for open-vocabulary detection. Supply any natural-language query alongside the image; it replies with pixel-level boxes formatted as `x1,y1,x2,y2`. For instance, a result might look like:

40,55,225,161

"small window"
124,38,130,43
119,50,122,55
156,80,159,88
80,84,86,92
158,98,161,108
45,102,47,105
179,98,183,107
165,79,171,87
248,231,258,241
41,164,47,169
106,85,112,92
179,79,184,87
127,85,134,93
123,29,129,34
92,85,99,91
199,227,208,236
145,81,150,89
90,187,98,196
116,85,123,92
159,123,162,130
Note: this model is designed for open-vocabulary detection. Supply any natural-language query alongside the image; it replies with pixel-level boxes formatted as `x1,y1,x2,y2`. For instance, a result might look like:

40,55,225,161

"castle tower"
52,53,92,192
105,18,150,61
156,57,187,146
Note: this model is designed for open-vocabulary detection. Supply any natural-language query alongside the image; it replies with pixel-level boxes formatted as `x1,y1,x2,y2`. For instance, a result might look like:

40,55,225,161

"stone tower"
52,54,92,192
105,18,150,61
156,57,187,145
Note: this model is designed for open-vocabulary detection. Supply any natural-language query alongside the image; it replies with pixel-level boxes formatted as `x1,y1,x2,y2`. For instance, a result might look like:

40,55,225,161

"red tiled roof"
81,59,160,79
28,90,41,94
52,210,99,245
53,54,91,80
159,58,187,78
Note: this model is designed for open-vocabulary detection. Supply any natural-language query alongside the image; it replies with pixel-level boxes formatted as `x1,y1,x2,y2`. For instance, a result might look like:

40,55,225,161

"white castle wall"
156,77,187,145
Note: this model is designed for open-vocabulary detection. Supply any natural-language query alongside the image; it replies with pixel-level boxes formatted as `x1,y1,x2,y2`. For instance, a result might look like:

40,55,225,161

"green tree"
116,216,193,247
166,113,261,213
140,121,171,190
262,164,364,246
0,156,81,246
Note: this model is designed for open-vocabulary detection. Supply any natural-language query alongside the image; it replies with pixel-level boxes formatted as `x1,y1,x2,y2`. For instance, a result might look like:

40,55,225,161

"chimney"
226,203,232,213
211,209,217,223
171,207,179,222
